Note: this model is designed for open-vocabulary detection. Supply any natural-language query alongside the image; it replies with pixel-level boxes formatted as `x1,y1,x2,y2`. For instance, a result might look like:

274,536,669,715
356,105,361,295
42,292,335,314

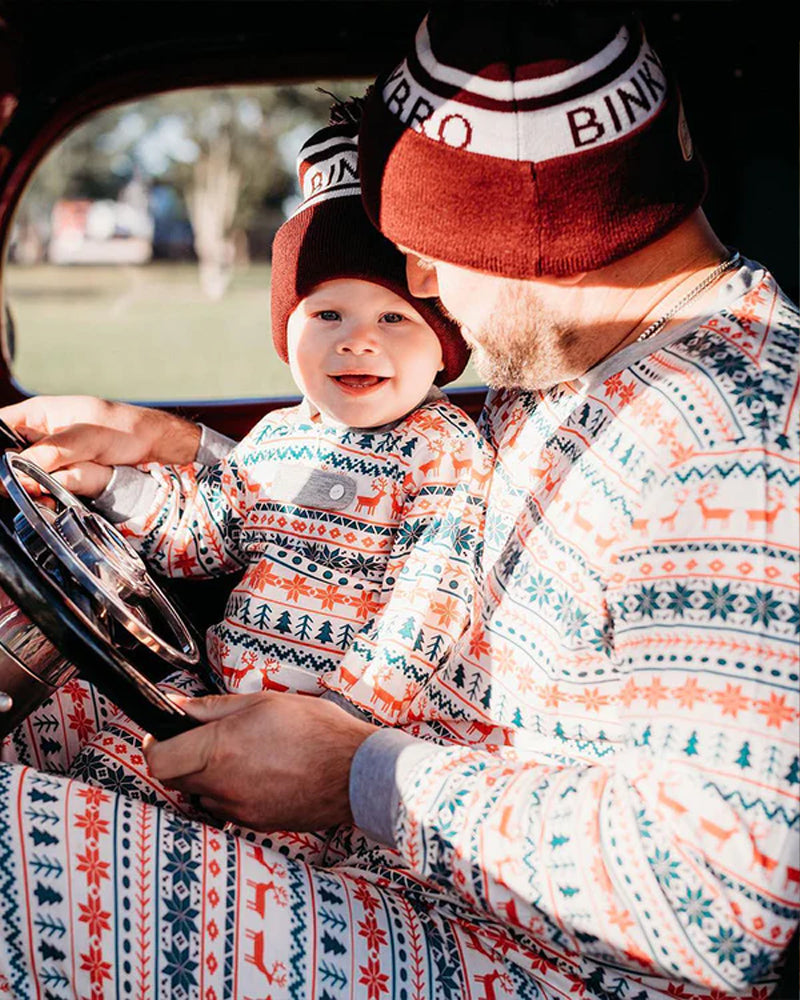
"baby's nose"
336,324,380,353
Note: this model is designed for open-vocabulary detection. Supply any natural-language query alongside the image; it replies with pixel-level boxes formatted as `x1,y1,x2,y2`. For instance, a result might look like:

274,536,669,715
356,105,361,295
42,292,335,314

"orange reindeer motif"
336,662,360,691
245,931,287,986
698,816,740,852
355,476,388,514
594,518,624,557
659,488,690,533
465,718,513,745
369,674,415,718
475,968,514,1000
695,484,734,529
389,479,405,518
571,503,595,535
472,463,493,490
657,783,689,817
746,487,784,530
246,853,288,914
452,452,473,476
749,825,781,875
418,444,447,479
529,448,556,483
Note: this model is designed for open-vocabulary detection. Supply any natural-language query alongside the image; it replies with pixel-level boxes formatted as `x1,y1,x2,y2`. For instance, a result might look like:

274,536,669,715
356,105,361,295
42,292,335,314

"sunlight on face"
402,252,585,391
286,279,443,427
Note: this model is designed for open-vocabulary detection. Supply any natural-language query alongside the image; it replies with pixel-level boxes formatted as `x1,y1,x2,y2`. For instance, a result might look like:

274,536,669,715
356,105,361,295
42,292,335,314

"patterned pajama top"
116,391,492,726
350,259,800,995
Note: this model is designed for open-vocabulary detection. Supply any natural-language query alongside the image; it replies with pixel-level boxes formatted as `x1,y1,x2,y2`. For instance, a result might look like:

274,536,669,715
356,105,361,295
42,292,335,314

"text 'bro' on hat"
270,99,469,385
358,4,707,278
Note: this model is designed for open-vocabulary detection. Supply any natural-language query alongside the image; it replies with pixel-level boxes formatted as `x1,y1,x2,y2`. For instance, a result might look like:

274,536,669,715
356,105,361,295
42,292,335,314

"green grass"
5,263,483,403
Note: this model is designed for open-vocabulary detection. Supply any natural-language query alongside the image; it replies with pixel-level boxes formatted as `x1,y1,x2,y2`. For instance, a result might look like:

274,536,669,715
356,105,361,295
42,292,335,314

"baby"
92,106,492,730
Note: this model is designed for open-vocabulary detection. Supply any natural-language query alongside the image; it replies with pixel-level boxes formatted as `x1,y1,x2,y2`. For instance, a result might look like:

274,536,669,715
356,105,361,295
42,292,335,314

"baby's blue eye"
318,310,340,321
382,312,405,324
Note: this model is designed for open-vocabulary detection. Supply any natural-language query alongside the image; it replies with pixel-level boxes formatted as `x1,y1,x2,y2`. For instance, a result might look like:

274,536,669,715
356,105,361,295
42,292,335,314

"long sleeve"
321,408,494,730
352,270,800,994
354,469,797,994
116,426,261,579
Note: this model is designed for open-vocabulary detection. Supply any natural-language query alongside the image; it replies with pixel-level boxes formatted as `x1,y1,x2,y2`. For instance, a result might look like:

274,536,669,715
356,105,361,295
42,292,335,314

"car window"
4,83,484,404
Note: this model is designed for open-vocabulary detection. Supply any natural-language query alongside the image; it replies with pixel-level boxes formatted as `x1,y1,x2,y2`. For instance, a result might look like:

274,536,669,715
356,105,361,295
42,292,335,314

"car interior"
0,1,796,991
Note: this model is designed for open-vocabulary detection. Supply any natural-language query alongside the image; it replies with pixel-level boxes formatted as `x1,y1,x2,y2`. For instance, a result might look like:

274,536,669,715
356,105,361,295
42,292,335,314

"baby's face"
286,279,444,427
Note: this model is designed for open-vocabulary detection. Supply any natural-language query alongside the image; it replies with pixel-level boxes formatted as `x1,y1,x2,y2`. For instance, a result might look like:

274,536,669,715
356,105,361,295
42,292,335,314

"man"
0,6,797,998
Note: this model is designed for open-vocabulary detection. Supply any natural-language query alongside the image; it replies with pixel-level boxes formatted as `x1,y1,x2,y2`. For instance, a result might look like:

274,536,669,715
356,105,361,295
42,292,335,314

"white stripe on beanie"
380,17,668,163
415,18,632,101
295,130,360,212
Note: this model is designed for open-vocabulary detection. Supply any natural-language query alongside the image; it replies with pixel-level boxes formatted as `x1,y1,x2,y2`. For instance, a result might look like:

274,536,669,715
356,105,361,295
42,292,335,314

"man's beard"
460,284,580,392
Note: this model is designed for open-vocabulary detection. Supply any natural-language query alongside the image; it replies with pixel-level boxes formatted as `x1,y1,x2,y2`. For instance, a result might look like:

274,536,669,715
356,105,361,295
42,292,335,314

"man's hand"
0,395,202,498
142,692,378,831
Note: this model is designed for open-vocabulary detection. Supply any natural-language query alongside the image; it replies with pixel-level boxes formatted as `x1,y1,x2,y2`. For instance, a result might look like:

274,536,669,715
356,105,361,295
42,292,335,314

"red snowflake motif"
76,786,111,807
62,678,90,703
357,912,388,953
616,380,636,406
77,894,112,938
358,956,389,1000
67,705,95,744
617,678,639,708
666,984,691,998
348,591,379,620
74,808,110,841
314,584,341,611
467,631,491,659
431,596,460,629
672,677,706,710
80,944,113,988
281,573,314,602
76,845,111,888
353,881,381,913
756,692,796,729
604,373,624,399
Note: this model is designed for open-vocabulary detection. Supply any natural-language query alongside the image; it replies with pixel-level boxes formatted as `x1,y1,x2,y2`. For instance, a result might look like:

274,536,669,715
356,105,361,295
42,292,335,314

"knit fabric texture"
359,7,708,277
270,119,469,384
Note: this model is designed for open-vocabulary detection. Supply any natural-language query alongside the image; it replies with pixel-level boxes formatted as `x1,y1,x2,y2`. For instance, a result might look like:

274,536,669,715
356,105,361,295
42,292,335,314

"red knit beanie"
270,102,469,385
358,6,707,278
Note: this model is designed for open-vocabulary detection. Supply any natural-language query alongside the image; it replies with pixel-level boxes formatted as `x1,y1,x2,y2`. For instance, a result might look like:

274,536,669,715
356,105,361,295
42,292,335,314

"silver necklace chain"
634,251,741,344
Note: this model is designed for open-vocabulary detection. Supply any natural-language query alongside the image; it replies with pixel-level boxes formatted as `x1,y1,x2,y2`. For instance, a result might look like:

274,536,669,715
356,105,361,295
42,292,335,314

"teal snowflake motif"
649,848,681,887
708,926,746,964
678,887,714,926
633,585,661,618
665,583,696,618
743,588,783,628
701,583,740,621
526,571,554,607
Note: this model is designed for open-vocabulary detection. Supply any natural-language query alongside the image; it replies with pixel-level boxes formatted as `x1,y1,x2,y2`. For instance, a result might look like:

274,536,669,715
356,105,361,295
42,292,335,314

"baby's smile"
329,373,390,394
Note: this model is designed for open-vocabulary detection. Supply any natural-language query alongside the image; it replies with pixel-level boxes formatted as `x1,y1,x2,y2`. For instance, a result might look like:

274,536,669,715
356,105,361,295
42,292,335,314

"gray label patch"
272,465,357,511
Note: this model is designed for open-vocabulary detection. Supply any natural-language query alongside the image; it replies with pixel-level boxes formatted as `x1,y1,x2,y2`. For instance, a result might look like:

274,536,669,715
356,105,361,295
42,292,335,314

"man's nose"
405,255,439,297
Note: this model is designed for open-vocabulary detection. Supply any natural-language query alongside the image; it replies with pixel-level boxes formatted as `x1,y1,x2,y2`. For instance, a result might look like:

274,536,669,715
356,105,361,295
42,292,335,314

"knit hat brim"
270,194,469,385
358,12,707,278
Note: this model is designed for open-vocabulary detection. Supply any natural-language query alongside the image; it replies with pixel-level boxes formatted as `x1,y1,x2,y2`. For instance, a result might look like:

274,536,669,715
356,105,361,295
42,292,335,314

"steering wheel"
0,452,222,740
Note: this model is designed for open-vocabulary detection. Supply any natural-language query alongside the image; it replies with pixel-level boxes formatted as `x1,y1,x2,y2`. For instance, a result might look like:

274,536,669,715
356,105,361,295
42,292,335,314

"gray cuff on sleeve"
196,424,237,465
91,465,161,524
320,690,372,722
349,728,441,847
